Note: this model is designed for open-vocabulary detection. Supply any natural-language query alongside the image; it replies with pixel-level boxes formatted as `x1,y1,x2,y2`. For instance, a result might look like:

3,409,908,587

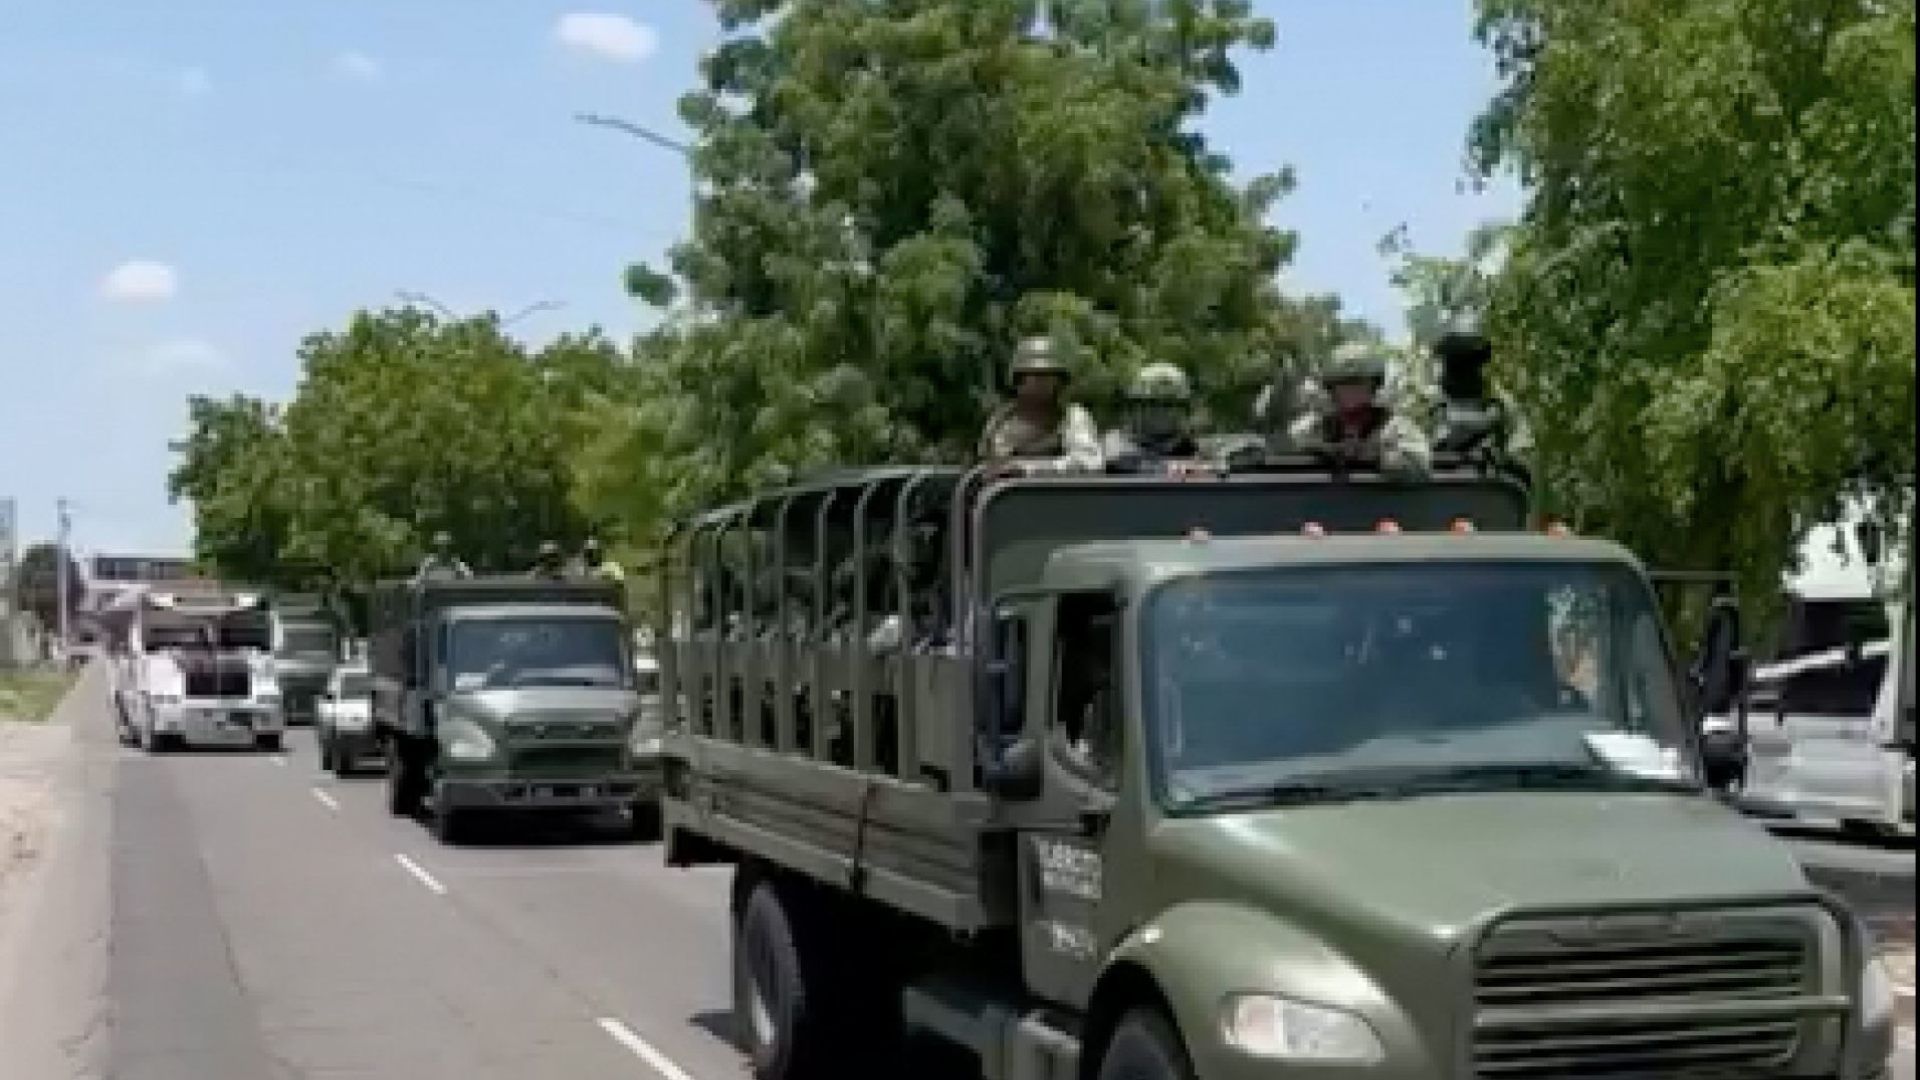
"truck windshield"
281,625,338,657
449,617,630,690
337,673,371,699
1142,561,1700,811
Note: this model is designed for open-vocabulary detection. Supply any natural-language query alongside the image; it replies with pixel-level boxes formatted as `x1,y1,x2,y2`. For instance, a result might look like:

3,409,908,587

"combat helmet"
1008,336,1071,382
1126,362,1193,404
1322,341,1389,388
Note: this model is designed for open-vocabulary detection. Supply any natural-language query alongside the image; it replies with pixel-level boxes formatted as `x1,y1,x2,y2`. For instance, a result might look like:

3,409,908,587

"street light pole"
575,112,702,314
393,292,565,329
54,497,71,660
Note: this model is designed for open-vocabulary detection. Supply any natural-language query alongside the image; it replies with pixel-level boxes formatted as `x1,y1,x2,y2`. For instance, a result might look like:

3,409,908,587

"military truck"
271,592,344,726
656,459,1900,1080
370,576,663,844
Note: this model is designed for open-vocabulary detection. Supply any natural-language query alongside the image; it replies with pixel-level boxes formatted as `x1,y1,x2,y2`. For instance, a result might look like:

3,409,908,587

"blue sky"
0,1,1516,556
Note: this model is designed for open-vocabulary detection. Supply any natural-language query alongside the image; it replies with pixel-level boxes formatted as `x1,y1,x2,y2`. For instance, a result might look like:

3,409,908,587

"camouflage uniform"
413,532,473,583
1283,342,1432,481
977,337,1104,475
1430,316,1531,469
529,541,568,580
1103,362,1203,474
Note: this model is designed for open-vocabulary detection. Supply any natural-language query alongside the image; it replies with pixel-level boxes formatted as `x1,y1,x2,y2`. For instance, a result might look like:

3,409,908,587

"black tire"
1098,1008,1197,1080
256,733,283,753
330,741,356,779
386,739,424,817
317,731,334,770
626,801,663,843
734,882,833,1080
431,802,468,845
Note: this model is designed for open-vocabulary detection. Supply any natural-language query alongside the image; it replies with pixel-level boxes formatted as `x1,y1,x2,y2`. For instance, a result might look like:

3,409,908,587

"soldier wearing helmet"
1430,314,1531,475
1104,362,1203,475
413,530,473,583
976,336,1104,476
1285,341,1432,480
529,540,568,580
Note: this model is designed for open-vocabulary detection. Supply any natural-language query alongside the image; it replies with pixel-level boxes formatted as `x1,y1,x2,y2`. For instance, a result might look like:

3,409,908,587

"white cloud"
99,260,179,304
332,51,383,83
554,13,659,64
176,67,213,99
137,338,227,377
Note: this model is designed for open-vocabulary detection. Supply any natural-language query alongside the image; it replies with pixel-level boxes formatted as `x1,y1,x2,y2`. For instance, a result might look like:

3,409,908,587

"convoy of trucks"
368,576,666,843
101,583,287,753
653,458,1899,1080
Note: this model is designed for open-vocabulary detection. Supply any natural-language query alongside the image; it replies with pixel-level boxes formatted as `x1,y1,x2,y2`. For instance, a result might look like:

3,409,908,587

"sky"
0,1,1517,557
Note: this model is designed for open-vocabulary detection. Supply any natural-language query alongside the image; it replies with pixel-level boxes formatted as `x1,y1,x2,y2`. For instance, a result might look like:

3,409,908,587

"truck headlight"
1861,954,1896,1032
441,719,497,762
1222,994,1385,1064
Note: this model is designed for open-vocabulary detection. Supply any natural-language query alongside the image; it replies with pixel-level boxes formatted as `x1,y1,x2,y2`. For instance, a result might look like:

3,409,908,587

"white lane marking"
312,788,340,812
393,853,447,896
271,755,288,767
597,1017,698,1080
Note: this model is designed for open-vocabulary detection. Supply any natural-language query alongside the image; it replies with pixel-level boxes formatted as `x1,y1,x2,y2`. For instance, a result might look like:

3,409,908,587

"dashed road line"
393,853,448,896
311,788,340,812
597,1018,698,1080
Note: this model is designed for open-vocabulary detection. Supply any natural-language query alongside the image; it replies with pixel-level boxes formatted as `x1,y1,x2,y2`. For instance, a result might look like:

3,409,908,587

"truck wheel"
626,801,663,843
431,803,468,845
1098,1008,1196,1080
256,733,283,753
331,741,357,779
317,731,334,770
734,883,833,1080
386,740,424,817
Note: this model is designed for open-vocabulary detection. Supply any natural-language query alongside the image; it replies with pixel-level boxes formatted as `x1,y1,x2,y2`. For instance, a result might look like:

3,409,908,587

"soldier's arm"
1378,414,1434,482
1020,406,1106,475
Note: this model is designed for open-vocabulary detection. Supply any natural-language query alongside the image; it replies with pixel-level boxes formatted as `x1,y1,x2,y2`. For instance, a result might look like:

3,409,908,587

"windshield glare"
449,617,630,690
1143,562,1698,809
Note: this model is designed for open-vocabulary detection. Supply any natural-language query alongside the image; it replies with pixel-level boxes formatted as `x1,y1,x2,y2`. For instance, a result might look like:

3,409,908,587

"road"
6,674,1914,1079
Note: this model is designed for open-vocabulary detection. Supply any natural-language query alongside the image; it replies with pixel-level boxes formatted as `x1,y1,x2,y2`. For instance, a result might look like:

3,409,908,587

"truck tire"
256,733,283,753
734,882,835,1080
431,803,468,845
386,739,425,817
1098,1008,1196,1080
317,731,334,771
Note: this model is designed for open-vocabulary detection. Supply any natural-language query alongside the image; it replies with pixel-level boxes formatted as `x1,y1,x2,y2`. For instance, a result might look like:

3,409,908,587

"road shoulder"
0,668,115,1080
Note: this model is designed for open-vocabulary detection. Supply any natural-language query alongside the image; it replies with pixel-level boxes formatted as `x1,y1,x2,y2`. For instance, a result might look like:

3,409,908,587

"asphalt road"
93,685,743,1080
11,677,1914,1079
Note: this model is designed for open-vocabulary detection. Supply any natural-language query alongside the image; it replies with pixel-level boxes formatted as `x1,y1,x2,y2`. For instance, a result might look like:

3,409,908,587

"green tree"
172,308,607,586
1472,0,1916,598
601,0,1340,523
13,543,85,634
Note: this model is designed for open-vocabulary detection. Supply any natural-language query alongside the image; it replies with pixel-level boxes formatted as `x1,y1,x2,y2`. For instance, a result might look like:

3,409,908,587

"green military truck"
271,592,344,726
656,459,1900,1080
370,576,663,844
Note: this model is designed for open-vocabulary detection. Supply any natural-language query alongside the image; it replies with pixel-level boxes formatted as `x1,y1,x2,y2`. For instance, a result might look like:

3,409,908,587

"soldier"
1104,362,1205,475
529,540,567,580
976,336,1104,477
577,537,626,583
413,531,472,582
1285,341,1432,481
1430,314,1531,476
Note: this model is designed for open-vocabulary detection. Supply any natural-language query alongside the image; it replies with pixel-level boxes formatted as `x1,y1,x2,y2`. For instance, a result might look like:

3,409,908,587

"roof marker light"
1545,519,1573,538
1186,527,1212,543
1301,522,1328,538
1451,518,1477,534
1375,519,1403,535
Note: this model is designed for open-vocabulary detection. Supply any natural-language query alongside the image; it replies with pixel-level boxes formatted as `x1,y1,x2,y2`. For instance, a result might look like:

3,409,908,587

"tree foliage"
1472,0,1916,597
594,0,1350,522
14,543,85,632
170,309,622,587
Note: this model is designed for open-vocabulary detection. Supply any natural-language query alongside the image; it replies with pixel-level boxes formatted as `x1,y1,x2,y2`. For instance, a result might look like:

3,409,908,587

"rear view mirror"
1692,597,1745,716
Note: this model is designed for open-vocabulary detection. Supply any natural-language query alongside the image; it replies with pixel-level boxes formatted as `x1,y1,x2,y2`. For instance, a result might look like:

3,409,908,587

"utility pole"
55,497,71,660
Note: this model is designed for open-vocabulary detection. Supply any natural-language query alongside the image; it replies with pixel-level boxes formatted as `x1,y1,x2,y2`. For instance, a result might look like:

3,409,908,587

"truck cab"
370,577,663,843
659,461,1899,1080
272,594,344,727
104,586,286,753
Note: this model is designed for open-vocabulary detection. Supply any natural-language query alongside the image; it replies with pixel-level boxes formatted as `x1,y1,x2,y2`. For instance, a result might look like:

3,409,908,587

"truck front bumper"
157,704,284,746
436,766,661,812
330,725,384,767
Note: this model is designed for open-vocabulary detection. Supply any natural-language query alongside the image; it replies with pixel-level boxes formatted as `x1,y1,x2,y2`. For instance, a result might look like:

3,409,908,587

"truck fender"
1089,901,1419,1077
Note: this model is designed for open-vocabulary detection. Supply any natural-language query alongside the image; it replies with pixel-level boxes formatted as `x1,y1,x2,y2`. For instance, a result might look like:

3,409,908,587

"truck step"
902,977,1079,1080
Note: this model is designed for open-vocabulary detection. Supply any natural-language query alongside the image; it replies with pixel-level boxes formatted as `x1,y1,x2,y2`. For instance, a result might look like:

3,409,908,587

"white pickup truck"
316,661,377,777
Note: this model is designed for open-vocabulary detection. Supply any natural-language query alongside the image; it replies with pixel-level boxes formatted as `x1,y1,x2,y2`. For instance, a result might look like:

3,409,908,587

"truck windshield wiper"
1378,763,1700,795
1176,779,1409,813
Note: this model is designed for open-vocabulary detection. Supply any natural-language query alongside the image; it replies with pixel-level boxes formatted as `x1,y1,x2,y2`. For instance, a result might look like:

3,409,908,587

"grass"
0,669,77,724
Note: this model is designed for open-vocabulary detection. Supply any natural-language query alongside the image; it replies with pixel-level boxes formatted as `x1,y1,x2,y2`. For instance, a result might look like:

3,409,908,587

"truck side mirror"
1692,597,1744,716
982,609,1042,800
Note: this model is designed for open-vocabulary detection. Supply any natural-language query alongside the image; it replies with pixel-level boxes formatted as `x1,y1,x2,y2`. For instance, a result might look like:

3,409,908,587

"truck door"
1016,593,1125,1009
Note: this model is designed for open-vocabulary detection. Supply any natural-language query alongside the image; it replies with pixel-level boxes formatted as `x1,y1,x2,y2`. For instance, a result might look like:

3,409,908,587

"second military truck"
657,460,1898,1080
370,576,664,844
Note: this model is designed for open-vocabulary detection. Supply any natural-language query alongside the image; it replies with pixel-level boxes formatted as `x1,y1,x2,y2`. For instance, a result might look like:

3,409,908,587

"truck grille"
509,745,624,778
1472,915,1814,1078
184,670,250,699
